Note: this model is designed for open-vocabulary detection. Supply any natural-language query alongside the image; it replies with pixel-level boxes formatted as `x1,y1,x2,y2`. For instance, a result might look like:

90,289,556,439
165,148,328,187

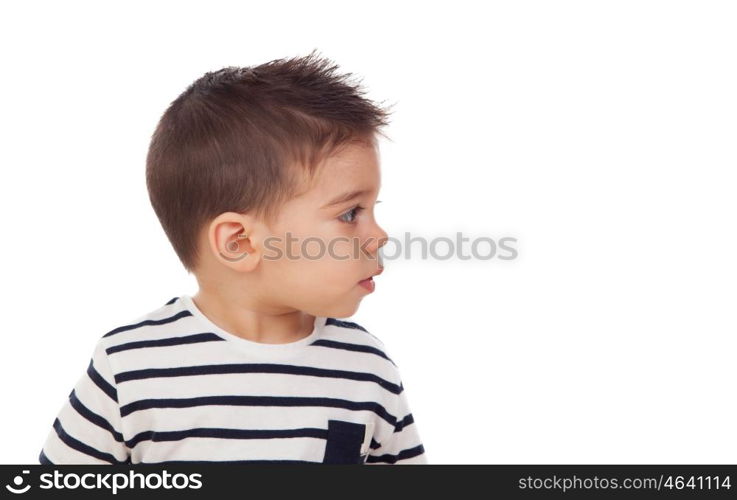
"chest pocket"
322,419,373,464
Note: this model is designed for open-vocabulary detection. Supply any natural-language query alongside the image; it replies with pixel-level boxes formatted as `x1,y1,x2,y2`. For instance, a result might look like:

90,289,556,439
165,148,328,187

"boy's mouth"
358,277,375,292
357,267,383,293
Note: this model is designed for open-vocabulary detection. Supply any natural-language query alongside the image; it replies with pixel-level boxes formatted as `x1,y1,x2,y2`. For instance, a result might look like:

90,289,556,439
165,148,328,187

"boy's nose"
370,226,389,255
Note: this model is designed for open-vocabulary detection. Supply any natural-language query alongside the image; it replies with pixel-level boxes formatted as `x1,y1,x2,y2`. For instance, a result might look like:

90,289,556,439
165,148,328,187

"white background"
1,0,735,464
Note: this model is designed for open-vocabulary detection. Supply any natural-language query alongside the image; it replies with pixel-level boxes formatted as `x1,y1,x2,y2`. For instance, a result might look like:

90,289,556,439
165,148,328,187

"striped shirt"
39,295,427,465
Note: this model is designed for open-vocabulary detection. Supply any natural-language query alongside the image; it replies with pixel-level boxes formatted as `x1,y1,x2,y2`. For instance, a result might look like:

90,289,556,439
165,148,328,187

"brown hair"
146,49,393,274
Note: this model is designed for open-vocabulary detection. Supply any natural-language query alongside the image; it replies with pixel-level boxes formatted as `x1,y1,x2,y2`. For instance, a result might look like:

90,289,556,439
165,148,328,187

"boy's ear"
207,212,263,271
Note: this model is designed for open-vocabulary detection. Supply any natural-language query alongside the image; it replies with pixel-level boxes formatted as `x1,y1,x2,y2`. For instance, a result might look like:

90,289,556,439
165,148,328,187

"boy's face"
209,139,388,319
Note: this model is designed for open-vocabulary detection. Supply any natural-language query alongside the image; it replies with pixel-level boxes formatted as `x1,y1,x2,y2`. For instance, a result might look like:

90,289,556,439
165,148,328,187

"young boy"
38,51,427,465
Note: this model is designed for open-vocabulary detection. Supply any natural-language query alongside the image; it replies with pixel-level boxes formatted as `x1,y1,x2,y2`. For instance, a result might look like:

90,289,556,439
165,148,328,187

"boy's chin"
324,300,362,320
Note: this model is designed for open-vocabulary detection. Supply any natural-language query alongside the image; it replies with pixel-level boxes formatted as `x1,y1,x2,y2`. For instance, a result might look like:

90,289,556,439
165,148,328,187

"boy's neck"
191,290,316,344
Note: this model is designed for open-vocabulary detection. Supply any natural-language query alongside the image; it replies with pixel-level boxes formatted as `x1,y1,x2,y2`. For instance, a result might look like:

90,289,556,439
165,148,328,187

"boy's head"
146,51,390,318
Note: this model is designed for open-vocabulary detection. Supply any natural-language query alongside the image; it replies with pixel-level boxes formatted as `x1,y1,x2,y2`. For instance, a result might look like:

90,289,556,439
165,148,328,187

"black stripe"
325,317,386,345
106,333,224,355
366,444,425,464
126,426,328,449
115,363,402,395
309,339,396,365
39,450,53,464
370,438,381,450
87,360,117,403
119,395,397,426
165,297,179,305
103,310,193,338
325,317,368,332
52,418,122,464
394,413,415,432
69,389,124,442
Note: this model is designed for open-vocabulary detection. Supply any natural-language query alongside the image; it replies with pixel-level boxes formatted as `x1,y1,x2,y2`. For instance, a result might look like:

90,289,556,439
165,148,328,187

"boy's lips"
358,267,383,293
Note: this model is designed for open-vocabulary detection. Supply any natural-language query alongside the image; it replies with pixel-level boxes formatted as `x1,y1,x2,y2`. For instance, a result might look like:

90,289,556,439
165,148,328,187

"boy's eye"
338,205,364,224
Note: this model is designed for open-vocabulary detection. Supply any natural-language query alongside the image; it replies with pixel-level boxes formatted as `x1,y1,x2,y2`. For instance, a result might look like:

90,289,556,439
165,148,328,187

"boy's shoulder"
319,317,398,368
95,296,194,350
324,317,382,344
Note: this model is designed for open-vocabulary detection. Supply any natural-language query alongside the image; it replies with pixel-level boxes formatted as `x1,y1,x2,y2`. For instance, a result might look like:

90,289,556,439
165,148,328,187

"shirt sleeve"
38,338,131,464
366,377,428,465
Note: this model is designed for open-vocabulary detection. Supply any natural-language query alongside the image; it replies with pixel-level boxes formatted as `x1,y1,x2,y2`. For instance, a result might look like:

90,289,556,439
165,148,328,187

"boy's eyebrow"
321,188,373,209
